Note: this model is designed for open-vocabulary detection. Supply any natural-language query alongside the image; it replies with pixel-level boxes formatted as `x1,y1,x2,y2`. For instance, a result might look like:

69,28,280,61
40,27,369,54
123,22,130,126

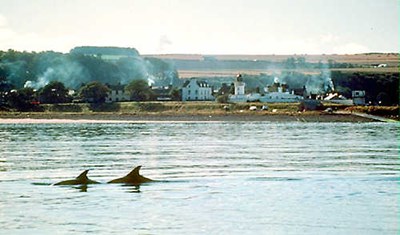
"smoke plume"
1,48,179,90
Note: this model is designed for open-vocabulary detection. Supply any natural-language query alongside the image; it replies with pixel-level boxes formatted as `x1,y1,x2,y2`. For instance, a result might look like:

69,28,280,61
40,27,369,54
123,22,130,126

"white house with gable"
106,84,130,103
181,79,214,101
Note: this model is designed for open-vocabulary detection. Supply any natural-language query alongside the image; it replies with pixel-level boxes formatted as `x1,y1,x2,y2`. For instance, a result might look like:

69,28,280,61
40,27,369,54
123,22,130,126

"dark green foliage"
78,81,110,103
332,71,399,105
0,48,179,90
6,87,41,111
0,50,36,88
125,79,154,101
216,94,229,103
169,88,181,101
69,53,120,86
38,81,71,104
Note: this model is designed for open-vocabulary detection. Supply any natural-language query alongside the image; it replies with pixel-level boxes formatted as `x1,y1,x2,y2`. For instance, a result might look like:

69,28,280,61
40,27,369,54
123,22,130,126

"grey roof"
183,79,210,88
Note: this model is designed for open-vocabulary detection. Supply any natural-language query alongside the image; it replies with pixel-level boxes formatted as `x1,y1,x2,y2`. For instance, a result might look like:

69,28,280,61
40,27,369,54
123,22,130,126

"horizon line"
1,48,398,56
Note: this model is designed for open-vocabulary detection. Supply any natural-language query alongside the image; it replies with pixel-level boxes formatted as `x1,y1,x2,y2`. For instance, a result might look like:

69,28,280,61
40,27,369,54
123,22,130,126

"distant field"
146,53,399,65
99,53,399,77
146,53,399,78
177,67,399,78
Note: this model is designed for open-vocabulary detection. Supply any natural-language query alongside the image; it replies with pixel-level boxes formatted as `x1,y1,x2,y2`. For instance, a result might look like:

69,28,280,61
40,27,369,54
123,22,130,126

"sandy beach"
0,112,375,123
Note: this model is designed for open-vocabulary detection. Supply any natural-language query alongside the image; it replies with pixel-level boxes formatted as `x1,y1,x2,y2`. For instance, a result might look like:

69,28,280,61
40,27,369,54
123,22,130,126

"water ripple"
0,122,398,234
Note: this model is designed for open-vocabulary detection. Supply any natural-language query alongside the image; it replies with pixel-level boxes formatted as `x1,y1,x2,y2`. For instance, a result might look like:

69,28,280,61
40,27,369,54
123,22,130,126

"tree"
6,87,39,111
216,83,231,96
216,94,229,103
38,81,71,104
376,92,390,106
169,88,181,101
79,81,110,103
125,79,153,101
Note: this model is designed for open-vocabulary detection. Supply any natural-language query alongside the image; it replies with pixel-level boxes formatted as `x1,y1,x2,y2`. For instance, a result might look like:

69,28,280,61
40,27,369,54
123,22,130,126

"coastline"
0,111,375,123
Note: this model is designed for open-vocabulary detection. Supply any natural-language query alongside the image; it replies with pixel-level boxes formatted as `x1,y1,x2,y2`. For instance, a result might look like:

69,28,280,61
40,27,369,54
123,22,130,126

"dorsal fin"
76,170,89,180
127,166,142,177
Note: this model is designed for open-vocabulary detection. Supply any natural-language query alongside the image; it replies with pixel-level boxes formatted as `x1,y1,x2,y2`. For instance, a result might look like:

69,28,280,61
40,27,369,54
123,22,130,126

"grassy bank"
0,101,398,122
345,106,399,120
36,101,302,115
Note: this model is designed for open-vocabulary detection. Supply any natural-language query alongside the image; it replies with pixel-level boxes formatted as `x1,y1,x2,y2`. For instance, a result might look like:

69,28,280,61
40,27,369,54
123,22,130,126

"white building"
352,90,366,105
234,74,245,95
229,74,248,102
259,91,303,103
106,85,130,103
229,75,303,103
181,79,214,101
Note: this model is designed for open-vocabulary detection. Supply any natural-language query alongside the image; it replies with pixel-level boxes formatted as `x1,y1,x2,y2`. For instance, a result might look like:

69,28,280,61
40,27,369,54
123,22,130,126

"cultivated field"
146,53,399,65
177,67,399,78
146,53,399,78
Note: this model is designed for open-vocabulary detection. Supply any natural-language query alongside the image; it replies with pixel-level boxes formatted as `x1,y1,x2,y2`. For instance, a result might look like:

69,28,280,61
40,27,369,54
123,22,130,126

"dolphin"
54,170,100,185
108,166,153,185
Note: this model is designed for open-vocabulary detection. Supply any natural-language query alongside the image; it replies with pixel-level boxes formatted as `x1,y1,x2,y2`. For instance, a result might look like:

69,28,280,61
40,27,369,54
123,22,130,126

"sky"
0,0,398,55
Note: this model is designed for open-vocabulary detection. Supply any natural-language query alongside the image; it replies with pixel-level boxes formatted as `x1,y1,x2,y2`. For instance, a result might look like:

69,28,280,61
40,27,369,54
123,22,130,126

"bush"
216,94,229,103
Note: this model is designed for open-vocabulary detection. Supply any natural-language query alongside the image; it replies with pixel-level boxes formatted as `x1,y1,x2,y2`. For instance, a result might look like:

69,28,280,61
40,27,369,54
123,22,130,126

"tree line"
0,49,180,90
0,49,398,111
0,79,182,111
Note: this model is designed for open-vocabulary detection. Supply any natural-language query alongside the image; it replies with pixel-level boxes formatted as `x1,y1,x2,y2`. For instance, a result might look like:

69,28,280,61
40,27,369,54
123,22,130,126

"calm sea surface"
0,121,398,234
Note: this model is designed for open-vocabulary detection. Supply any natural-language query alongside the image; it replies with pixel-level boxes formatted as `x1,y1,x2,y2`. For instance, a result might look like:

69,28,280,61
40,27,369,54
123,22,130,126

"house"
106,84,130,103
181,79,214,101
323,93,353,105
259,91,303,103
260,78,303,102
229,75,303,103
152,85,174,101
352,90,366,105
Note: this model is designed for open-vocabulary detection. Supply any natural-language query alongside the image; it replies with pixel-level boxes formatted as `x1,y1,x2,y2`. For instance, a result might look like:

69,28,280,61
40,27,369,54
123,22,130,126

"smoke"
147,76,155,86
2,49,179,90
24,73,49,89
112,56,179,87
305,62,334,94
116,56,171,86
269,59,334,94
3,60,31,88
24,60,89,89
142,57,180,87
158,35,173,53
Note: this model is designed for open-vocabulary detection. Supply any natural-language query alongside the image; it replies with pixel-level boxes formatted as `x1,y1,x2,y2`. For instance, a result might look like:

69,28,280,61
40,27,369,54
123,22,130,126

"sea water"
0,121,398,234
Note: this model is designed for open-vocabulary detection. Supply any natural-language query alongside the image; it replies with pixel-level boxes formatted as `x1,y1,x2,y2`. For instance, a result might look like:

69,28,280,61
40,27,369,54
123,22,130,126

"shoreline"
0,112,376,123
